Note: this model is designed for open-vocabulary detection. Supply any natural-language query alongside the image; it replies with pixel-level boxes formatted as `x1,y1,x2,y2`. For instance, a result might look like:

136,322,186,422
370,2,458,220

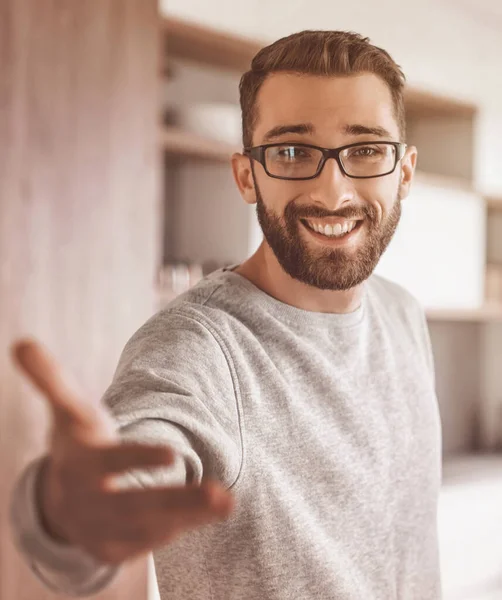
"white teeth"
308,220,358,237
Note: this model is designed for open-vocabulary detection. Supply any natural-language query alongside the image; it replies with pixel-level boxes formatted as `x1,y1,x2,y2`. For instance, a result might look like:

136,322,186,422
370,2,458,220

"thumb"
11,338,116,444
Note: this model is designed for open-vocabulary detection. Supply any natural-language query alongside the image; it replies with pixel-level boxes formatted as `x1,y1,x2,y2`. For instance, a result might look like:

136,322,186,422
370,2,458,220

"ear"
232,153,257,205
397,145,417,201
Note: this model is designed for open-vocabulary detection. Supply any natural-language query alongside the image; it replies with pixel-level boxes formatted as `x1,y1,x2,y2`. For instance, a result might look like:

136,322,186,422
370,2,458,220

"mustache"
285,202,376,222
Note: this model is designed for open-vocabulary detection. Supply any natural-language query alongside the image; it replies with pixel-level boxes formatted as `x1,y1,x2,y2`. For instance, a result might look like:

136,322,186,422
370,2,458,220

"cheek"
358,179,398,223
260,178,299,212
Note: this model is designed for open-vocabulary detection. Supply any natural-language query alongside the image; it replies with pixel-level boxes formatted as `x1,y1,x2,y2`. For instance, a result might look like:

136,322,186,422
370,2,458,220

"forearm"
9,423,190,597
10,456,120,597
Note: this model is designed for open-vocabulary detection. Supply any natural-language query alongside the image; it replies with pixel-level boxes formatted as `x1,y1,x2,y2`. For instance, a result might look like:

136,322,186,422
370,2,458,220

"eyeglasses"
244,141,407,180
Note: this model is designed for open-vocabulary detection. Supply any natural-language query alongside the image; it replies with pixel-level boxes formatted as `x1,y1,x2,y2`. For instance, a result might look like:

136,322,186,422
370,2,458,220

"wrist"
35,458,70,544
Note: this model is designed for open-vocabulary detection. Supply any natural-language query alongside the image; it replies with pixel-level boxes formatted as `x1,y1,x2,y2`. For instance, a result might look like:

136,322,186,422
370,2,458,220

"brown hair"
239,30,406,148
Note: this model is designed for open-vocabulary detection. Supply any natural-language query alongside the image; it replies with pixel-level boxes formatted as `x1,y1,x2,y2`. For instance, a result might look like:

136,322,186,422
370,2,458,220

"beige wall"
161,3,502,456
162,0,502,110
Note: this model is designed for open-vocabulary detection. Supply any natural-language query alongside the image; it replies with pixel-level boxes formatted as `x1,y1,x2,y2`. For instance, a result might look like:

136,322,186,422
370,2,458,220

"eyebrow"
342,123,393,138
261,122,393,143
262,123,315,142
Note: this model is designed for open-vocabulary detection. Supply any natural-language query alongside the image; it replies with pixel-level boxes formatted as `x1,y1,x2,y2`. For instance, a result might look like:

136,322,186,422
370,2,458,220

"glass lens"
264,145,323,179
340,143,396,177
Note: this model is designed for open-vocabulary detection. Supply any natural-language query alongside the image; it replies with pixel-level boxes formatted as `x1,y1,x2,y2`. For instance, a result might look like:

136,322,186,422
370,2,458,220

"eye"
275,146,315,160
351,146,381,157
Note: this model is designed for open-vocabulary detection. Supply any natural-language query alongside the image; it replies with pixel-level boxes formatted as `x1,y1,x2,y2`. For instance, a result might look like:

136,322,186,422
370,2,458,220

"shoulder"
365,274,435,380
366,273,425,322
368,275,424,313
119,274,237,371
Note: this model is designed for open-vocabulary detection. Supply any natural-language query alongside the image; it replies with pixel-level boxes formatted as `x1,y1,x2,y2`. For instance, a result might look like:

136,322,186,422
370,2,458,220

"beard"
255,182,402,291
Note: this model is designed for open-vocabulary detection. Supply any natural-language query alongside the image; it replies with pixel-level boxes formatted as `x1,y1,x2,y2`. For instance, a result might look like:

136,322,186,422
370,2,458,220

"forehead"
253,72,399,144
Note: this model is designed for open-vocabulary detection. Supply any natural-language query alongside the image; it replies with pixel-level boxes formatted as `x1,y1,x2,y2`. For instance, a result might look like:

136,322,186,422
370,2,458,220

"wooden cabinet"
0,1,160,599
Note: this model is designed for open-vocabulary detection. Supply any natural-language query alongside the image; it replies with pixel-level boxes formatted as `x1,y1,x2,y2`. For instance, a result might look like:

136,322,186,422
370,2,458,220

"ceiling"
445,0,502,28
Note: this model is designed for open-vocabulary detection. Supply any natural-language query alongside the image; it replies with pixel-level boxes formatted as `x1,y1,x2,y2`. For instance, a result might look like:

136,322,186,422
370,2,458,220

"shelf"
442,453,502,485
159,130,484,183
414,170,475,193
163,16,260,72
486,196,502,210
426,305,502,322
160,126,239,161
404,88,476,120
162,16,478,124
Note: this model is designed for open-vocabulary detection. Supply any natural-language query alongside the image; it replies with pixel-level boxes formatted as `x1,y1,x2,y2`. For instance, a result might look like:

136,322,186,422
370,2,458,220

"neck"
234,242,364,314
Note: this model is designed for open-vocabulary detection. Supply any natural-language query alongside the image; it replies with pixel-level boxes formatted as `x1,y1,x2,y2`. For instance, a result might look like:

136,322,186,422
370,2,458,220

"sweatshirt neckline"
218,266,367,328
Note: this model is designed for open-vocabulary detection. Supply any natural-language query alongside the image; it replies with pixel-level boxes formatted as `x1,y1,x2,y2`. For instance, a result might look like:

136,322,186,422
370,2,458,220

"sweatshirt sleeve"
9,456,120,597
9,305,243,597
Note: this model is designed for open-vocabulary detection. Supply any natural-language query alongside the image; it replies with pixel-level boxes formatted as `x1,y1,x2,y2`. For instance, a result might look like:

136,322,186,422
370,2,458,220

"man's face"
234,72,416,290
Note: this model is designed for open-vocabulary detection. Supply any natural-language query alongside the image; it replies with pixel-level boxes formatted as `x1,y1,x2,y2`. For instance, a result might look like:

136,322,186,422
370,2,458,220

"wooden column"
0,1,160,598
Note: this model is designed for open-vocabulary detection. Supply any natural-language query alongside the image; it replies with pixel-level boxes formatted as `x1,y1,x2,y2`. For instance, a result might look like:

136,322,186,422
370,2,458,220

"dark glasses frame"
243,140,408,181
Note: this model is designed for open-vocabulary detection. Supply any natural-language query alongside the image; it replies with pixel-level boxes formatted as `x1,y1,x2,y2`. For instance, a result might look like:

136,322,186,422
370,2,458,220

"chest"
232,318,441,511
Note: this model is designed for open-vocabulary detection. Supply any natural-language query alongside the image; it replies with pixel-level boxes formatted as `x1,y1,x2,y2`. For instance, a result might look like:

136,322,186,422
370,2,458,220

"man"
10,29,441,599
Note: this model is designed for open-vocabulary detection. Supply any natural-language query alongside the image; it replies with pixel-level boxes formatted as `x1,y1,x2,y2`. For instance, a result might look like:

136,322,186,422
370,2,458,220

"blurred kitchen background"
1,1,502,599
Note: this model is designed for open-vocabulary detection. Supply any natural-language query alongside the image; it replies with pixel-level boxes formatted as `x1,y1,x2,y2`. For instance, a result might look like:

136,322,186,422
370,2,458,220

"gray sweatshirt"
11,267,442,599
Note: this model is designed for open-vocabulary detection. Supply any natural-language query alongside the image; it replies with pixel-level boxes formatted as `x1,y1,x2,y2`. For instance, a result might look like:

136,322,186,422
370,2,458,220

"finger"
146,486,235,538
77,482,235,564
108,480,235,525
88,443,176,476
11,338,107,434
95,506,229,564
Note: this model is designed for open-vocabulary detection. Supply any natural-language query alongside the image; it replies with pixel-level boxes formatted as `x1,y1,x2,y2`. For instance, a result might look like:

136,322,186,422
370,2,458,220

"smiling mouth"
300,218,363,239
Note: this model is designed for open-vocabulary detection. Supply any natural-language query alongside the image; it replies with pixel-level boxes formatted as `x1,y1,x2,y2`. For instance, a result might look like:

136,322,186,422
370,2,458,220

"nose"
308,157,355,211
